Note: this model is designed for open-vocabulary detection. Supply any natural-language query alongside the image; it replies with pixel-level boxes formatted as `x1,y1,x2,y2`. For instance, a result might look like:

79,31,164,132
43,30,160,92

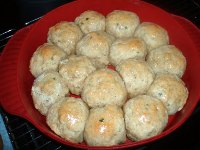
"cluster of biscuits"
30,10,188,146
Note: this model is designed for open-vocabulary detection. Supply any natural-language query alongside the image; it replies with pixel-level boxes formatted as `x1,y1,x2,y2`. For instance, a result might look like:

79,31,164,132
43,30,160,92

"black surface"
0,0,200,149
0,0,74,33
145,0,200,28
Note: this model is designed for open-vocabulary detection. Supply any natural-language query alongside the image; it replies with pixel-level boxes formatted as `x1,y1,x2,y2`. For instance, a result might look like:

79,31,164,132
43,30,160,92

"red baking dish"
0,0,200,149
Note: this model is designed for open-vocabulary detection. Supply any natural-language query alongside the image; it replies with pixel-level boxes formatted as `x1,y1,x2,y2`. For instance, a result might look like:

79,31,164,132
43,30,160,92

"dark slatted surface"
0,111,70,150
0,0,200,149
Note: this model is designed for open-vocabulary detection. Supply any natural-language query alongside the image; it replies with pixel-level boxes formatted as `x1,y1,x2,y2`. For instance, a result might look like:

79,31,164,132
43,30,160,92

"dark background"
0,0,200,149
0,0,199,32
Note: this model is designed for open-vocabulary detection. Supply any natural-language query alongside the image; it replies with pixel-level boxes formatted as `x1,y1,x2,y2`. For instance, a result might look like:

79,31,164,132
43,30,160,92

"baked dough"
31,71,69,115
147,73,188,115
84,105,126,146
116,59,155,98
106,10,140,38
124,95,168,141
82,69,127,107
146,45,186,77
75,10,105,34
59,55,96,95
109,37,147,66
76,31,115,68
134,22,169,50
46,97,89,143
30,43,66,77
48,21,83,55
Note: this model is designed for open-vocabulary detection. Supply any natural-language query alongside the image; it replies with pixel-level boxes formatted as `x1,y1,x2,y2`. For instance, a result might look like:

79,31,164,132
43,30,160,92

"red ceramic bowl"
1,0,200,149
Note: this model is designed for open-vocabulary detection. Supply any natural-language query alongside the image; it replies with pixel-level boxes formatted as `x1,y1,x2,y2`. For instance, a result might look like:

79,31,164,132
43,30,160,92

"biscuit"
31,71,69,115
82,69,127,107
46,97,89,143
75,10,105,34
76,31,115,68
116,59,155,98
124,95,168,141
30,43,66,77
146,45,186,77
59,55,96,95
147,73,188,115
106,10,140,38
109,37,147,66
84,105,126,146
48,21,83,55
134,22,169,50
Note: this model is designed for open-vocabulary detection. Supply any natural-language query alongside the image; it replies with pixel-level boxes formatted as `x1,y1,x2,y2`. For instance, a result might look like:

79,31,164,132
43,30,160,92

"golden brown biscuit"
59,55,96,95
134,22,169,50
82,69,127,108
106,10,140,38
116,59,155,98
147,45,186,77
48,21,83,55
75,10,105,34
109,37,147,66
29,43,66,77
147,73,188,115
124,95,168,141
76,31,115,68
84,105,126,146
31,71,69,115
46,97,89,143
